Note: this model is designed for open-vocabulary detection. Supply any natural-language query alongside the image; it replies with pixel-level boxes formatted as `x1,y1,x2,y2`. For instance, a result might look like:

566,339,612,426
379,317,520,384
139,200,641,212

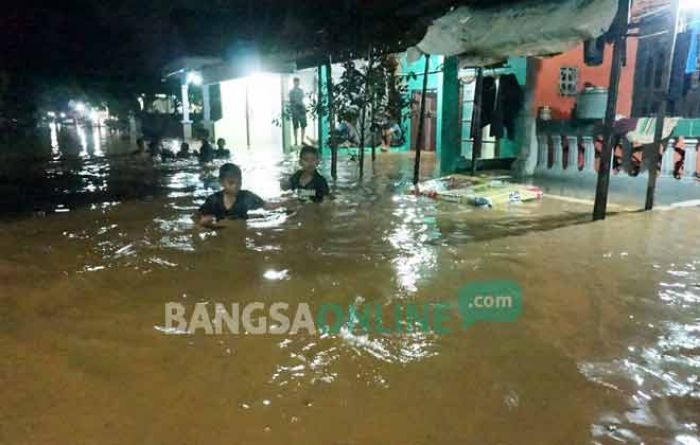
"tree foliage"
311,51,414,155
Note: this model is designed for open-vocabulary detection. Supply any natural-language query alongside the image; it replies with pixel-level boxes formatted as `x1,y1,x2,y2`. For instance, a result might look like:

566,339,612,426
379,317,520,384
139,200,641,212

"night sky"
0,0,487,113
0,0,459,76
1,1,174,91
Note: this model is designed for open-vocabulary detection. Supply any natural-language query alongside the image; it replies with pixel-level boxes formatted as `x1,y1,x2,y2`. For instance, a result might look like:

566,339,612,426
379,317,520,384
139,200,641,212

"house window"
559,67,578,96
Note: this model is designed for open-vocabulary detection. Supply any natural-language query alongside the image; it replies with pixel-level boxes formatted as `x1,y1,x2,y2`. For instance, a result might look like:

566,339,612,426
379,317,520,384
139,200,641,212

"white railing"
535,133,699,180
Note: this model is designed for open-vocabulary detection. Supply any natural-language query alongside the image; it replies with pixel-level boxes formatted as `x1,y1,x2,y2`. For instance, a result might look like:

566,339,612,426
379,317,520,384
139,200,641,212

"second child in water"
196,163,279,227
281,145,330,202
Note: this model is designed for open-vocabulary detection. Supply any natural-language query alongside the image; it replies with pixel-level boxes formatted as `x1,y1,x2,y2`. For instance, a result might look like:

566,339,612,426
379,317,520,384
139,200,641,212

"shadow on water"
0,125,171,218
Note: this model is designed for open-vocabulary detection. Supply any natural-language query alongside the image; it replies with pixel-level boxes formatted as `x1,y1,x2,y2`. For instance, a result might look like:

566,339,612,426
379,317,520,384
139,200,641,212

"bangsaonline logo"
158,280,523,335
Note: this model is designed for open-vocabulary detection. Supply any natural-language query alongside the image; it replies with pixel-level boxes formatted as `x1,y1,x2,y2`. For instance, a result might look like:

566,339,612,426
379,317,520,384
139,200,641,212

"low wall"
531,131,700,205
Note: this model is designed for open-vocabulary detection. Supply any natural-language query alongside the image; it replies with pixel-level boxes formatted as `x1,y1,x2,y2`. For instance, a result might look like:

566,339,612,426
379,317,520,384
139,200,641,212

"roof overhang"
164,0,623,78
162,56,224,80
409,0,618,67
200,54,297,85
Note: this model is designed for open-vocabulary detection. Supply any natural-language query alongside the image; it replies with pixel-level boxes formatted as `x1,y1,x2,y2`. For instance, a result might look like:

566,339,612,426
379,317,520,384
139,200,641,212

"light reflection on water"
0,127,698,444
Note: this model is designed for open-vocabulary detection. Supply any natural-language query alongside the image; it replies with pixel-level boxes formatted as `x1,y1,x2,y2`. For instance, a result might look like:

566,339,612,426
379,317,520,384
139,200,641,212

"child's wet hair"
299,145,319,159
219,163,241,180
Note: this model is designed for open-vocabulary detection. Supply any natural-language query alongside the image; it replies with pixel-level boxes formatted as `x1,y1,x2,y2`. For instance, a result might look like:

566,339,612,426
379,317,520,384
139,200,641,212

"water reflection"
583,258,700,444
387,196,439,293
49,122,60,158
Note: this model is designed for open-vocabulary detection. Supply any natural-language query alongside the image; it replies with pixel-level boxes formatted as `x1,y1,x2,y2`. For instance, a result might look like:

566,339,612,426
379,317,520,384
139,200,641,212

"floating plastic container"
576,87,608,120
409,175,543,208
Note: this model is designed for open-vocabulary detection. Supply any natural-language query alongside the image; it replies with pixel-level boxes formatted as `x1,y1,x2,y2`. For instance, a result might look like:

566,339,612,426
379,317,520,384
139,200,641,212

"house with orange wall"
531,39,638,120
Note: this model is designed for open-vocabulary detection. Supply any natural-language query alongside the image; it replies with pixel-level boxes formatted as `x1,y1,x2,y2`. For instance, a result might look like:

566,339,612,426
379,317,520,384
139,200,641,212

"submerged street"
0,127,698,443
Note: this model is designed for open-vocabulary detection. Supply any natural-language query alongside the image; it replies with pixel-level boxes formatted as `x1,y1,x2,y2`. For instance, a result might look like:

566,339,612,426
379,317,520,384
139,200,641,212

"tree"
319,49,413,178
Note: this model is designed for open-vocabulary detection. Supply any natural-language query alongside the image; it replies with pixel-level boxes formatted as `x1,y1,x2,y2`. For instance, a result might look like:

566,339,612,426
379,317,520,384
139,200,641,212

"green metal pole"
317,65,324,154
440,56,461,175
470,68,484,176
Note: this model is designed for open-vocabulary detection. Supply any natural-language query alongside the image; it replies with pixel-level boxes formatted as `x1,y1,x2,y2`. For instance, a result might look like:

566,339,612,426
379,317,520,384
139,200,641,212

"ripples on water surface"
0,127,698,444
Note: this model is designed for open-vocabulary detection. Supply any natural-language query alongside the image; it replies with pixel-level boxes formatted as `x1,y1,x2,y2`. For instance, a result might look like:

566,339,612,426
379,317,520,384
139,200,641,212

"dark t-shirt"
199,142,214,163
198,190,265,219
215,148,230,158
289,170,329,202
289,87,304,111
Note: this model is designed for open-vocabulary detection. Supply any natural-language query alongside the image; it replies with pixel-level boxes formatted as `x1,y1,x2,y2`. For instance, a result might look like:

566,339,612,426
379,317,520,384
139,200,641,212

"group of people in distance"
194,144,330,228
130,74,402,229
289,76,403,152
334,112,403,152
132,137,231,163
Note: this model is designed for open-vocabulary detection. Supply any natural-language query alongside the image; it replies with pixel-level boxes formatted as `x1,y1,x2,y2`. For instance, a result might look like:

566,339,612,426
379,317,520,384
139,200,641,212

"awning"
162,53,296,85
409,0,618,66
162,56,223,79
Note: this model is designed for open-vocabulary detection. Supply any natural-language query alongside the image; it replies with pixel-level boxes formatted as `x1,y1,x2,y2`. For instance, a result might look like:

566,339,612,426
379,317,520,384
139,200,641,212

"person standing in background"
289,77,307,147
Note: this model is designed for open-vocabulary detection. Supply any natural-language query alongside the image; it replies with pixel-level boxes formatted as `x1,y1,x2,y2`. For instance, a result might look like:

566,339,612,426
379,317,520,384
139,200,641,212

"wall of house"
532,40,638,119
214,73,284,150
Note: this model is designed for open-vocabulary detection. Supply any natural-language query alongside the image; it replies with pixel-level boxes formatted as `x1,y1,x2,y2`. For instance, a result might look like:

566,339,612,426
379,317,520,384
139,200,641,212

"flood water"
1,125,699,444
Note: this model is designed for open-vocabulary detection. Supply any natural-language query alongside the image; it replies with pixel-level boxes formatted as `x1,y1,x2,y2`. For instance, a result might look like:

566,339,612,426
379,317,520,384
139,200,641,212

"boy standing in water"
196,163,277,226
289,77,306,147
281,145,330,202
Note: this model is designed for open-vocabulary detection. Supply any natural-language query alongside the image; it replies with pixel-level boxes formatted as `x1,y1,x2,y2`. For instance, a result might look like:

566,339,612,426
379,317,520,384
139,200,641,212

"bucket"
576,87,608,120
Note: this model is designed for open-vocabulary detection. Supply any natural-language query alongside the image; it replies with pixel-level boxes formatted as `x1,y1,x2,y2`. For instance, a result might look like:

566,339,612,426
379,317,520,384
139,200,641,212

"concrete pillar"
660,138,676,177
684,140,698,178
566,136,578,172
582,136,595,173
280,76,289,152
201,84,214,139
511,57,538,177
128,113,138,144
536,134,548,169
439,56,460,175
181,82,192,140
552,135,563,170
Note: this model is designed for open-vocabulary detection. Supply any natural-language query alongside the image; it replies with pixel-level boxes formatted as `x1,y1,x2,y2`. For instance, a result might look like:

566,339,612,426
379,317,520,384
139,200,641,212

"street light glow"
680,0,700,9
186,71,202,85
74,102,86,113
90,109,100,124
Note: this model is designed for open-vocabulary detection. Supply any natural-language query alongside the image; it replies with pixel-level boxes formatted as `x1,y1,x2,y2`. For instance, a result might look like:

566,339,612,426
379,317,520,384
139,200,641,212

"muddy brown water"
0,127,698,444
